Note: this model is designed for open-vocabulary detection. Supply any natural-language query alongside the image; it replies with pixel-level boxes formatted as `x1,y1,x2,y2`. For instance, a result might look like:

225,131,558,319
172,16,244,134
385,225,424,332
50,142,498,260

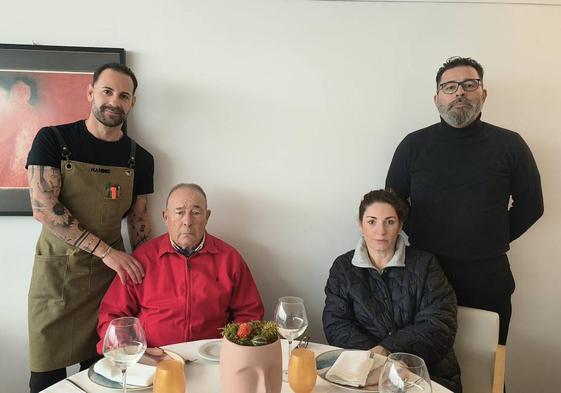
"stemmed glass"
378,353,432,393
103,317,147,393
274,296,308,380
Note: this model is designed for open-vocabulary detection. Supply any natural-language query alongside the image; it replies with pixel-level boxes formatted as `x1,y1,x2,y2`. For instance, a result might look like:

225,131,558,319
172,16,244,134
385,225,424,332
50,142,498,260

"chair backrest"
454,306,500,393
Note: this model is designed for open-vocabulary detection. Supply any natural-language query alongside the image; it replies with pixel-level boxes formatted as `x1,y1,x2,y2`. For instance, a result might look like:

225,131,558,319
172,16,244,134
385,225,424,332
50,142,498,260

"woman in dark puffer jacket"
323,189,461,393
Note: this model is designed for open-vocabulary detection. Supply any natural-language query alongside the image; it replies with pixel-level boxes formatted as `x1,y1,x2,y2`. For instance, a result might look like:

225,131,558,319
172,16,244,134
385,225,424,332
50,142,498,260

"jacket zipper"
379,269,397,336
185,255,191,342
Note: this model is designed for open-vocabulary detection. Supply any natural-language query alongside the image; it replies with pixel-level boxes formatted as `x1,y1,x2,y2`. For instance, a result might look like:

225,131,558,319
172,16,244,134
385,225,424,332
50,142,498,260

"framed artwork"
0,44,125,215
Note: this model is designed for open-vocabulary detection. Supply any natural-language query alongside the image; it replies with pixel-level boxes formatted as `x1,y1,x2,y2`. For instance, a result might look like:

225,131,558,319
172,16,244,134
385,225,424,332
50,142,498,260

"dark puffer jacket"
323,245,461,393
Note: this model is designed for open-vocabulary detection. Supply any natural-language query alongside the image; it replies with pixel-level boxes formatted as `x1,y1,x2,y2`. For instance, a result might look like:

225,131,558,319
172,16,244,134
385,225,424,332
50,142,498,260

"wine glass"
288,348,317,393
103,317,147,393
378,353,432,393
274,296,308,380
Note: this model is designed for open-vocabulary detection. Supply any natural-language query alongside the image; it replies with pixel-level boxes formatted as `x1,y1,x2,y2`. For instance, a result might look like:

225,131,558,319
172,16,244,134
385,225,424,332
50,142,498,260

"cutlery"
66,378,88,393
150,347,198,363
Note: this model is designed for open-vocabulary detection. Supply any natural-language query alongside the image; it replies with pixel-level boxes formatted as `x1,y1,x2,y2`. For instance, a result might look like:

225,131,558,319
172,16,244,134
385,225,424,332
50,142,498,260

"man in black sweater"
385,57,543,344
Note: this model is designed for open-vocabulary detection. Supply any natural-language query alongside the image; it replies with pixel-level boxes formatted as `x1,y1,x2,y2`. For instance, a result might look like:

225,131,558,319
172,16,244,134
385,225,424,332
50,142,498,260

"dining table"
43,339,453,393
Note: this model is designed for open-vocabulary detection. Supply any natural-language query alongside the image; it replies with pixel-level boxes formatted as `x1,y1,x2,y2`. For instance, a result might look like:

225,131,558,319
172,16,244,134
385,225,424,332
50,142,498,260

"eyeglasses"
438,79,481,95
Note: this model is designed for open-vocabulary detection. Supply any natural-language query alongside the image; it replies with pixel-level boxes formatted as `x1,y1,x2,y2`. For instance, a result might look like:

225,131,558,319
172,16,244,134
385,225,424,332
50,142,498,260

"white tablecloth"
44,339,453,393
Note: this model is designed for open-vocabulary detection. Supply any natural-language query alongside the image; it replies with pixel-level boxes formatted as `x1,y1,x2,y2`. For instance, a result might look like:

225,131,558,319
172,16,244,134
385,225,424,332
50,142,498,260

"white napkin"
325,350,375,387
94,357,156,386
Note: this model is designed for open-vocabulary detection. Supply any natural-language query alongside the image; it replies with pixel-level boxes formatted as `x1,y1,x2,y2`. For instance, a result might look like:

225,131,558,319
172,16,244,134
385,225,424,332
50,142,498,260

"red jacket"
97,232,264,352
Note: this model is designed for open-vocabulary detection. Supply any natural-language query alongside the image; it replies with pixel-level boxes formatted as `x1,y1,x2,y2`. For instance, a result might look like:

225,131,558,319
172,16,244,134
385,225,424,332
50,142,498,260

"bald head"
165,183,207,209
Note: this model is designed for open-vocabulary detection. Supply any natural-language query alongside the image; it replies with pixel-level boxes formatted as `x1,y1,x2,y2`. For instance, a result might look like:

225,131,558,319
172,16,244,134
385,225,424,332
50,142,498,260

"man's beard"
438,97,482,128
92,104,126,127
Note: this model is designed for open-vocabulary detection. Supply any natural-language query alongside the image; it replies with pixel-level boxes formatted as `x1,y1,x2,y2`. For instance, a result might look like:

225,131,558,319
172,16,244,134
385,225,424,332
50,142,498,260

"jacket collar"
352,231,409,272
158,231,219,258
172,233,206,256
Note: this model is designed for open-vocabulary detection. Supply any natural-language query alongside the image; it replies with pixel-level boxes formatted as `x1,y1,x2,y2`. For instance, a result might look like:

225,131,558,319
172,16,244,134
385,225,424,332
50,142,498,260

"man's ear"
131,95,136,109
206,209,211,221
162,209,167,223
87,84,94,103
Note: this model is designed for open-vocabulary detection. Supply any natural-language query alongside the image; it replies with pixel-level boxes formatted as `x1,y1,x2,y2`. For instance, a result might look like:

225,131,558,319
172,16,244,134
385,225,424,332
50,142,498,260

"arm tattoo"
28,165,103,252
30,197,46,210
128,196,151,249
28,167,47,211
74,230,90,247
38,166,50,193
53,202,65,216
132,230,149,249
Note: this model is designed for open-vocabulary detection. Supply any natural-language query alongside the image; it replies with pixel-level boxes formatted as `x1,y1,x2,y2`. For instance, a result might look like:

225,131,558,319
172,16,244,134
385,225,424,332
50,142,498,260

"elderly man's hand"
142,347,173,365
102,248,145,284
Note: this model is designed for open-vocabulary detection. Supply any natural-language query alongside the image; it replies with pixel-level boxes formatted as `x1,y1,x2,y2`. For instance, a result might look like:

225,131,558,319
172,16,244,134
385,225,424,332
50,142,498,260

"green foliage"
221,320,279,346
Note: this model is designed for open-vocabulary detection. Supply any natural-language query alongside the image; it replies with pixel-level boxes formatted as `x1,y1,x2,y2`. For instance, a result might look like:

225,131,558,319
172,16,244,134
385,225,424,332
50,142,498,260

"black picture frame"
0,44,125,216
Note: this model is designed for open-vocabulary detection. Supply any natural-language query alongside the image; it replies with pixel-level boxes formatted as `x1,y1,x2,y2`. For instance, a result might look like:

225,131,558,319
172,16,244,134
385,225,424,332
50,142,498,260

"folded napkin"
325,350,374,387
94,357,156,387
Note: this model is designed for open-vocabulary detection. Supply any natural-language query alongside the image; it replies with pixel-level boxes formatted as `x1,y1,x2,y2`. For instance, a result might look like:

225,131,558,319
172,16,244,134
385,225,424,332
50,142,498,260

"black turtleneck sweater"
386,116,543,263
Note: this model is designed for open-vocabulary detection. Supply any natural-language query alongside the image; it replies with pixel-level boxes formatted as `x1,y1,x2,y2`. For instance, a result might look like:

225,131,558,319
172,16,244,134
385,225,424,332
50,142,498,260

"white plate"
88,350,183,390
198,339,222,361
316,349,386,392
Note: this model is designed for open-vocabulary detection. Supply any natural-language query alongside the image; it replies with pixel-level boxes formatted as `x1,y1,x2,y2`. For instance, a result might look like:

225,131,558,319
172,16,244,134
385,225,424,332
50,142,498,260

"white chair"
454,306,506,393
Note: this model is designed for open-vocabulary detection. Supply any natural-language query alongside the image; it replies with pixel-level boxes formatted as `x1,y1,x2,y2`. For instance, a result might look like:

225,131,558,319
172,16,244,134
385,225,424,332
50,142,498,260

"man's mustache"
101,105,124,115
448,98,473,110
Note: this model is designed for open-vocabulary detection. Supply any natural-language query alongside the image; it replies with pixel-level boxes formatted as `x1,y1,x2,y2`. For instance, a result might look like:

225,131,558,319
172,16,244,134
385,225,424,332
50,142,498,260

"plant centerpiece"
219,321,282,393
222,320,278,346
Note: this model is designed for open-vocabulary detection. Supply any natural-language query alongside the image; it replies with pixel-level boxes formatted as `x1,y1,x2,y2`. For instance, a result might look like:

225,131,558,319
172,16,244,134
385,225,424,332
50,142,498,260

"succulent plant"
222,320,279,346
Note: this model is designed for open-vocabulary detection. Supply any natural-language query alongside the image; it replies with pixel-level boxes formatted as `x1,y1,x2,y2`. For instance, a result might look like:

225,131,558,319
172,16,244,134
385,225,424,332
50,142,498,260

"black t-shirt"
26,120,154,200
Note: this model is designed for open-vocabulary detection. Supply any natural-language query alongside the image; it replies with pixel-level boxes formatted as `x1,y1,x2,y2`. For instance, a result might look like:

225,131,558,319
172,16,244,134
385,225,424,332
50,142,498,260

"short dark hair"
92,62,138,93
436,56,484,87
359,189,409,224
166,183,208,208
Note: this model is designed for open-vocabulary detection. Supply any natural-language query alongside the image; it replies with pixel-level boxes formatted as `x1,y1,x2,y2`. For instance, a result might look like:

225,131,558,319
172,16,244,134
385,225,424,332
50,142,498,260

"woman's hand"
371,345,390,356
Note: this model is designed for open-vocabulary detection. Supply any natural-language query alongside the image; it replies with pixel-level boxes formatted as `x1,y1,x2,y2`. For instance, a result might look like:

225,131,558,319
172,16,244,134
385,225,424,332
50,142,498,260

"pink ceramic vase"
220,337,282,393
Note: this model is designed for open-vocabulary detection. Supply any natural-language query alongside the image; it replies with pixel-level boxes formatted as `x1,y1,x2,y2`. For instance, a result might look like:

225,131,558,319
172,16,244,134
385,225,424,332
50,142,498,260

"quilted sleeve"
322,256,379,350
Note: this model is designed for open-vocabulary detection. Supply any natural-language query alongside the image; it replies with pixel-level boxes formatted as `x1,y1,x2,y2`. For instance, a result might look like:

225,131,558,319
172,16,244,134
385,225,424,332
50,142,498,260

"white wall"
1,1,560,392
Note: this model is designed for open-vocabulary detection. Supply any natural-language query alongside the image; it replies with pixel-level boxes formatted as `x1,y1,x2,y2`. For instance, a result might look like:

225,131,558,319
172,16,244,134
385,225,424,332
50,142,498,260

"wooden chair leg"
492,344,506,393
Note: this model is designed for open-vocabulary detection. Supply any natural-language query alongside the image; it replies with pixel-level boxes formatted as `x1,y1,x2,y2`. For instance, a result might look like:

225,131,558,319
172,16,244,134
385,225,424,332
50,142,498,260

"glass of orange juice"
288,348,317,393
153,359,185,393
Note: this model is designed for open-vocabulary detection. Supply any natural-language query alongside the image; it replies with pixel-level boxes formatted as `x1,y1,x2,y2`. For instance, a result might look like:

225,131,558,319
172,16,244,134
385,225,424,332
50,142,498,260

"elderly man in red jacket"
97,183,264,351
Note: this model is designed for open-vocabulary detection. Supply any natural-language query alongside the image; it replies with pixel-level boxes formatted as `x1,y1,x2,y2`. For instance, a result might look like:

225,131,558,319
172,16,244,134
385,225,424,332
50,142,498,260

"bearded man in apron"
25,63,154,393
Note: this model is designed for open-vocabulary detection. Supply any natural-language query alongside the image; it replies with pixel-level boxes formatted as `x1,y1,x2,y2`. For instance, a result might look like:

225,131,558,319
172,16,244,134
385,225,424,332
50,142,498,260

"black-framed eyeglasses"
438,79,481,95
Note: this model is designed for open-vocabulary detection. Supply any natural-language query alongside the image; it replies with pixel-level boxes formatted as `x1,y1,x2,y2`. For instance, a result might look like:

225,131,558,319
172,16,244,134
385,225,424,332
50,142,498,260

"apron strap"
50,126,72,169
128,138,137,170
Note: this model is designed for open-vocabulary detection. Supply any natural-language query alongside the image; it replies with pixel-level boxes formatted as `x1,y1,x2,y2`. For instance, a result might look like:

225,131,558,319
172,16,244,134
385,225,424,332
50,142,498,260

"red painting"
0,71,92,188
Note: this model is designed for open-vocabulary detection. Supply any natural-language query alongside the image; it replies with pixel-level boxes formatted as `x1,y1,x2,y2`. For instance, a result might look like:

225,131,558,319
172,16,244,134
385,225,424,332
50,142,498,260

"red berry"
237,322,252,338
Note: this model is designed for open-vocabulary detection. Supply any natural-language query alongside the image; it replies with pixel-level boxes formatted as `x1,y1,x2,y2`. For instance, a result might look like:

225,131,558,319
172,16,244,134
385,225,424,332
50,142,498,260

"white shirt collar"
171,233,206,255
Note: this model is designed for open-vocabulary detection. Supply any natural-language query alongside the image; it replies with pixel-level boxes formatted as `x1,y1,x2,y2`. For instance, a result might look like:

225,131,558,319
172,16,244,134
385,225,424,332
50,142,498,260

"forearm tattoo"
28,165,101,252
129,197,150,249
131,220,149,248
73,229,90,247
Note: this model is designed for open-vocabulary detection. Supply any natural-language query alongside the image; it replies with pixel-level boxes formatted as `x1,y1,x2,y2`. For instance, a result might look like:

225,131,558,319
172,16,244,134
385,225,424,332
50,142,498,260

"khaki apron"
28,130,136,371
